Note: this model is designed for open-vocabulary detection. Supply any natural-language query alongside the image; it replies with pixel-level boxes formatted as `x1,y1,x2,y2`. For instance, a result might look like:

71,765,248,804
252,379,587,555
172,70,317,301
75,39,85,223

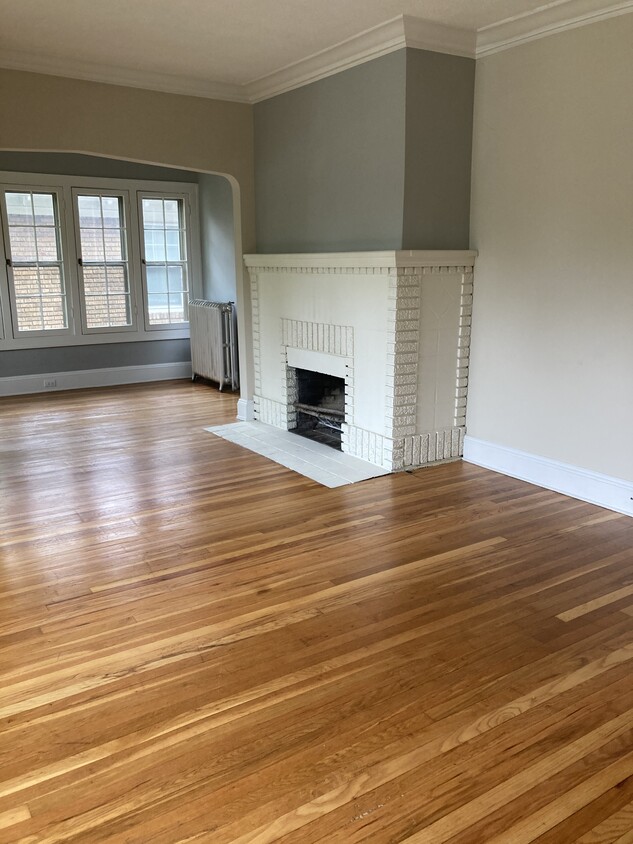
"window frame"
0,171,200,351
0,183,73,339
72,187,138,335
137,191,192,331
0,243,10,341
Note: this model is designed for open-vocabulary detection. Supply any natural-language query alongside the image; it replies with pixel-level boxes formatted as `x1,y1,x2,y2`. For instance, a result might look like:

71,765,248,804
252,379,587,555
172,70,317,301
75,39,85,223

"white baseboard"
236,397,255,421
463,436,633,517
0,362,192,396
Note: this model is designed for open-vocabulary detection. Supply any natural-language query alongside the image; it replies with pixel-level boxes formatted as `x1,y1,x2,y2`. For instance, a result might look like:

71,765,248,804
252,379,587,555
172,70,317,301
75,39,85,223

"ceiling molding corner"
476,0,633,57
402,15,476,58
247,14,478,103
246,16,407,103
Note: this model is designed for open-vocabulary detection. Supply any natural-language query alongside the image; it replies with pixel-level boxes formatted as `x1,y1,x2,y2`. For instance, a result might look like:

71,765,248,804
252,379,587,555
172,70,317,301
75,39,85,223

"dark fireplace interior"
291,368,345,450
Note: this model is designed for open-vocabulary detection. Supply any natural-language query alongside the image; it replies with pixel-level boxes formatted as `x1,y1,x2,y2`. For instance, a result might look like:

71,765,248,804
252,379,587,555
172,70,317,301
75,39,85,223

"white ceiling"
0,0,629,101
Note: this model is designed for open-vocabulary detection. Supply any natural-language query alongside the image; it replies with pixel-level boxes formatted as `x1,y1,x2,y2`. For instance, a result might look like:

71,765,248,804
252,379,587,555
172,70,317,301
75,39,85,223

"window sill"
0,328,190,350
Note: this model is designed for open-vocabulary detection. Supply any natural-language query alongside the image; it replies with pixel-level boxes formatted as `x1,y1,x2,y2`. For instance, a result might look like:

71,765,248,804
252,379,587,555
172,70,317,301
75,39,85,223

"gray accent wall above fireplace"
254,50,407,253
254,47,475,253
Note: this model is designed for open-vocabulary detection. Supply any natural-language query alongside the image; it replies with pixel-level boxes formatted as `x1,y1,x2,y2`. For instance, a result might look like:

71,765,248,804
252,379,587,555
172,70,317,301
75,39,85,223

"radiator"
189,300,239,391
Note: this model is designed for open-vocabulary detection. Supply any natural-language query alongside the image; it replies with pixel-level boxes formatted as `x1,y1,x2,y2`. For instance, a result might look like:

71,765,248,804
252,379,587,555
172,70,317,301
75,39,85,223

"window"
0,171,199,350
140,195,189,327
75,191,134,331
0,188,68,335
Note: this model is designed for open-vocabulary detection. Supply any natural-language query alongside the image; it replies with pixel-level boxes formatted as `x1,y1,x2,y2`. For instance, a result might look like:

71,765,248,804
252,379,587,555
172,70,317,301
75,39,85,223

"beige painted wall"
0,69,255,248
469,15,633,482
0,68,256,398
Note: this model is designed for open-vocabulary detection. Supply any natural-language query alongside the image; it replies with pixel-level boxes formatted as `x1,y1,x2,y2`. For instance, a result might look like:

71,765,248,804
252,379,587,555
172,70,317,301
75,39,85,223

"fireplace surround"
243,251,476,472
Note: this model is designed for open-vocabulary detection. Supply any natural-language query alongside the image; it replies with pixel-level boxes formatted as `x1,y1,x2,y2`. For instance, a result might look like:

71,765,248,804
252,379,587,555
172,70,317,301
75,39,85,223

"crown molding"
476,0,633,57
246,16,406,103
1,4,631,104
403,15,476,59
0,48,251,103
0,15,475,106
247,15,475,103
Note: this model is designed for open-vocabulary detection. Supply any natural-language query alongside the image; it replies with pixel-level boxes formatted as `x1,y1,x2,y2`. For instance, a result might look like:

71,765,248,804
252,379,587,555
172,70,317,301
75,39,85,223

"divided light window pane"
3,190,68,332
76,193,133,329
141,197,188,326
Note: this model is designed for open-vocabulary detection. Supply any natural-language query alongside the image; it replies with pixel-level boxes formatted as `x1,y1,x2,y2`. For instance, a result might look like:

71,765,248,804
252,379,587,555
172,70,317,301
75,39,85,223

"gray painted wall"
198,173,237,302
0,151,195,379
403,49,475,249
253,47,475,253
254,50,407,252
0,339,191,377
0,151,197,181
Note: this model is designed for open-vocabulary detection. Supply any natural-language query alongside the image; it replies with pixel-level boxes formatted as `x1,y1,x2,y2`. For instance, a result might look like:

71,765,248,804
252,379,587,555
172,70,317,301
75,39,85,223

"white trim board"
0,47,251,103
464,436,633,517
243,250,477,270
2,4,632,103
236,398,255,421
0,362,192,396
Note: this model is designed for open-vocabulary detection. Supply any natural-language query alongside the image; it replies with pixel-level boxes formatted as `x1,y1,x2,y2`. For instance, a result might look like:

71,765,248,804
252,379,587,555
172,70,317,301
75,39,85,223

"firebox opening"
290,368,345,450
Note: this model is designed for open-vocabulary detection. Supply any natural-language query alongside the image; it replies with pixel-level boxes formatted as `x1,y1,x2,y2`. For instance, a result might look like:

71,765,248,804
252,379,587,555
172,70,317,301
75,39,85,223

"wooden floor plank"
0,381,632,843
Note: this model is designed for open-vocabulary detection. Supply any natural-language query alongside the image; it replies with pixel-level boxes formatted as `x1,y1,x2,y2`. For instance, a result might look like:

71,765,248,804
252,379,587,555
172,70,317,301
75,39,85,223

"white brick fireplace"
243,251,476,472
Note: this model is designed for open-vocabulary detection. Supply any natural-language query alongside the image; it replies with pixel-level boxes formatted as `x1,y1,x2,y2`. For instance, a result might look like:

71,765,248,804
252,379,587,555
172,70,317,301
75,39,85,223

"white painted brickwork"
250,272,263,400
254,396,289,428
245,264,398,275
277,318,354,433
282,319,353,357
244,252,475,473
385,269,422,464
282,364,298,430
455,271,473,429
402,427,465,467
342,425,391,469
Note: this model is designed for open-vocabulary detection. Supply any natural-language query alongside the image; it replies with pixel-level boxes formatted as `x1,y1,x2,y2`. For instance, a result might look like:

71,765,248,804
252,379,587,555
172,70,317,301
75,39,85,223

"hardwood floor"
0,380,632,843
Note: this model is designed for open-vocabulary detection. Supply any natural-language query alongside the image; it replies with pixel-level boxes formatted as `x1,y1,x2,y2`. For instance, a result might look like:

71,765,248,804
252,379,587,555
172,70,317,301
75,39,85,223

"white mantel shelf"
243,250,477,270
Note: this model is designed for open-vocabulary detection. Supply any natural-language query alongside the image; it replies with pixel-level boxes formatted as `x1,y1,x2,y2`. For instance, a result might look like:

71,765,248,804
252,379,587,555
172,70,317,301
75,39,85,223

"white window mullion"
60,188,83,338
0,250,9,341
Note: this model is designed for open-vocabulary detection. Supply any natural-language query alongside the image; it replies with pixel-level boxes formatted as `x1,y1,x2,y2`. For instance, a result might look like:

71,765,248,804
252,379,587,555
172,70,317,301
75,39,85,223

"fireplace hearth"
291,368,345,449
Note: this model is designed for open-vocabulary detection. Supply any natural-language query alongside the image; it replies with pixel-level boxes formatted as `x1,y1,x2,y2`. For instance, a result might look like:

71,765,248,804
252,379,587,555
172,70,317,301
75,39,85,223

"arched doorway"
0,149,253,415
